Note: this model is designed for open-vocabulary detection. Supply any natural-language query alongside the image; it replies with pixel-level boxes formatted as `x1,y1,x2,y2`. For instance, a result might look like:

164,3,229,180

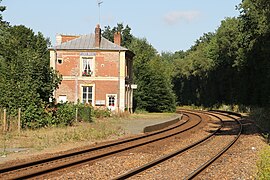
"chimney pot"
95,24,101,48
114,32,121,46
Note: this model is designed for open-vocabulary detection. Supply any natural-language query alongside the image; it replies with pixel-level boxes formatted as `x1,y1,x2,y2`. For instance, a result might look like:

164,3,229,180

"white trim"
62,76,119,81
80,56,95,77
58,95,67,103
119,51,126,111
80,84,95,106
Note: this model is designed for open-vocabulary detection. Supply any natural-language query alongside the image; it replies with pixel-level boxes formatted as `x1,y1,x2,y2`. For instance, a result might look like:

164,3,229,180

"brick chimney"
114,32,121,46
95,24,101,48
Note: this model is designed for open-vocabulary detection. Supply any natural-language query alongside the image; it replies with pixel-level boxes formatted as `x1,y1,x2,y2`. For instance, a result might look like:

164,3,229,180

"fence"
0,106,94,132
0,108,21,133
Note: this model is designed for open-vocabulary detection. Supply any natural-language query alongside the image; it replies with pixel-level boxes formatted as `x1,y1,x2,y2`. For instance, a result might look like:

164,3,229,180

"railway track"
0,111,206,179
0,110,241,179
114,110,242,179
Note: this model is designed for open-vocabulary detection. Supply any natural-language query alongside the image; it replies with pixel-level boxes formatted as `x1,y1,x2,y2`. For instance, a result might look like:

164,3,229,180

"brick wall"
54,50,122,106
95,52,119,77
56,51,80,76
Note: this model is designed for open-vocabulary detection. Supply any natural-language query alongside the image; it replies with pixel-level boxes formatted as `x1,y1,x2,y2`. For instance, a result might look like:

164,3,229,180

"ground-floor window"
82,86,93,104
59,95,67,103
106,94,117,111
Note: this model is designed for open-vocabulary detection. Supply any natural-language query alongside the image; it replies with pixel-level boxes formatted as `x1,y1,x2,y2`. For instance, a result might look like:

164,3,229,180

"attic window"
57,58,63,64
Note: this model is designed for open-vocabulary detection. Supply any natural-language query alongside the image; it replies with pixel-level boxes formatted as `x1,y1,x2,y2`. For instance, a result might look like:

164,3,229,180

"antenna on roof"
97,0,103,25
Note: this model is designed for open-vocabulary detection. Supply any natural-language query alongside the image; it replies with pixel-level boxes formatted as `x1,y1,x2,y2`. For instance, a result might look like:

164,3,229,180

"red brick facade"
50,25,134,112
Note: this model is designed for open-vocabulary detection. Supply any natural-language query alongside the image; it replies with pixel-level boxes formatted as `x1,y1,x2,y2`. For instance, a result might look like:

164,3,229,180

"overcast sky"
2,0,241,52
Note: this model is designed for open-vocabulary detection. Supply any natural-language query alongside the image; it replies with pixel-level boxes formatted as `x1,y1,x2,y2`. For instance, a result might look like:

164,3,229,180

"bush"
54,102,76,126
93,108,111,118
77,104,93,122
22,103,48,129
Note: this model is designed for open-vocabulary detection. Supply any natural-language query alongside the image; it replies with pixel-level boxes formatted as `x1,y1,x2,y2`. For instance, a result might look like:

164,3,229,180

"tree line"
103,0,269,110
0,0,62,128
172,0,269,108
0,0,269,129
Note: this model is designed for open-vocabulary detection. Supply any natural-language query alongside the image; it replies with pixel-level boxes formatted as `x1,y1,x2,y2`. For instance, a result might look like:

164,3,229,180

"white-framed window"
106,94,117,111
82,86,93,104
81,57,94,77
59,95,67,103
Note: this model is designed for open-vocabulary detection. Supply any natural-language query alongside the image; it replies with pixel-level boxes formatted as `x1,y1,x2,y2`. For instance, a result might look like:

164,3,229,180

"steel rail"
113,111,223,180
0,114,185,175
184,110,242,179
0,113,201,179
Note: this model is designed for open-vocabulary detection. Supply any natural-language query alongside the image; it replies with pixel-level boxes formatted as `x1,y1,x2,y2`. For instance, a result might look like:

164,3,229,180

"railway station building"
49,24,135,112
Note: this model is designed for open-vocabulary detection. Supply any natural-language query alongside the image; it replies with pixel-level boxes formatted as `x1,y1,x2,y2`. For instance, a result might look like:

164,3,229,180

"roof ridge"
50,33,128,51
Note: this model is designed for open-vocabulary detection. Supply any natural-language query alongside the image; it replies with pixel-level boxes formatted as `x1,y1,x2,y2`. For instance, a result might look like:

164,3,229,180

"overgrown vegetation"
257,146,270,179
0,120,123,152
0,104,113,130
0,113,177,153
0,3,62,129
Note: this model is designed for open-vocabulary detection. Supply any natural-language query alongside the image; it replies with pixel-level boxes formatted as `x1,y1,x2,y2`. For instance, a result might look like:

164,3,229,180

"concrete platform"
120,114,182,134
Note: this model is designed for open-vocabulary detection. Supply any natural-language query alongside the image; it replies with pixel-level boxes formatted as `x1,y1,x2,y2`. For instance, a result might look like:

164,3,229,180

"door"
106,94,117,111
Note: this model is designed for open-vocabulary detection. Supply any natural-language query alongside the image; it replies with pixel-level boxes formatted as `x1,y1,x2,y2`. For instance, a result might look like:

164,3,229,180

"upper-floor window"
82,57,93,76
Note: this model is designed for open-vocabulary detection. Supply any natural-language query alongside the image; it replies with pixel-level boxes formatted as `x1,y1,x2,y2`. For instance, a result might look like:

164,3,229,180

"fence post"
18,108,21,133
3,108,7,132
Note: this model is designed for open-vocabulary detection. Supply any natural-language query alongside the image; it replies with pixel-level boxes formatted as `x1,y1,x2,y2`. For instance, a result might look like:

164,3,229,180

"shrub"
54,102,76,126
93,108,111,118
77,104,93,122
22,103,48,129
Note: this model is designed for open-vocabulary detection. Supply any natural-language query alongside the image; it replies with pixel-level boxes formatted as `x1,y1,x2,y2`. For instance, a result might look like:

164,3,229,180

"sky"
2,0,241,52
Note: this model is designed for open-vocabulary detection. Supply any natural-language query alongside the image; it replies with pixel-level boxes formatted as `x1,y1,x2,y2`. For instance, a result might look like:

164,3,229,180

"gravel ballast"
47,113,268,179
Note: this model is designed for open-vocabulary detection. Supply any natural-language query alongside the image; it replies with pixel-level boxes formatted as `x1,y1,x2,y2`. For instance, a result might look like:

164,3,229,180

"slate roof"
51,34,128,51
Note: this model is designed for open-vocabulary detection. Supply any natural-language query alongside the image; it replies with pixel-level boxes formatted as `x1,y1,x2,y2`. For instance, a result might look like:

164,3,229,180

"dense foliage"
129,38,176,112
172,0,270,108
102,24,176,112
0,5,62,128
102,23,133,48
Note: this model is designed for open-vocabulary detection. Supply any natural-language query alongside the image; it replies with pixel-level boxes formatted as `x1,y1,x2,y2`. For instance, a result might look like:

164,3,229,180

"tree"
237,0,270,106
0,0,6,24
102,23,133,48
0,25,61,127
129,38,176,112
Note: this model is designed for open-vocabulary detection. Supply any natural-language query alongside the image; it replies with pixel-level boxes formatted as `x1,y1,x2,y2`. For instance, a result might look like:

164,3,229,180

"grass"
0,112,178,154
257,146,270,179
0,119,124,152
